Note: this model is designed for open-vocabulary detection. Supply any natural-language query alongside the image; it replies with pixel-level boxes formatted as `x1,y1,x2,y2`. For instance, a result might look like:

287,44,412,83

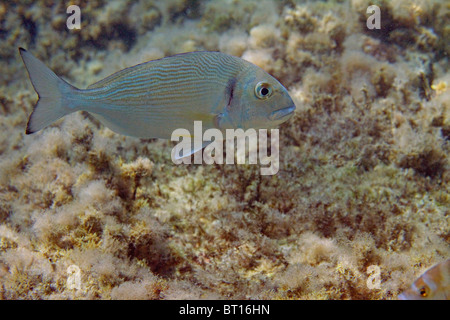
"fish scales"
85,52,241,103
72,52,245,137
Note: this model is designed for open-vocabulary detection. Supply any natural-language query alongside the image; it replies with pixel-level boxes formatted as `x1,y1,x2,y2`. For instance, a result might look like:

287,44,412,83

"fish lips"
269,105,296,121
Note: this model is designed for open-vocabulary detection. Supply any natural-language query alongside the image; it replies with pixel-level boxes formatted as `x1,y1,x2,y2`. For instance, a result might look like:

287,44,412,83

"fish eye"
419,286,429,297
255,82,272,99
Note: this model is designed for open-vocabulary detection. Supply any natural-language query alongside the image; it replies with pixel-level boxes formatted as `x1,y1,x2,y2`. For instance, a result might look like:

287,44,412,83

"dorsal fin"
87,63,146,89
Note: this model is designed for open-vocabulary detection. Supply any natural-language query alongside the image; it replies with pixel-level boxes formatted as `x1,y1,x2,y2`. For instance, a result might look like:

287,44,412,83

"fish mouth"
269,105,296,121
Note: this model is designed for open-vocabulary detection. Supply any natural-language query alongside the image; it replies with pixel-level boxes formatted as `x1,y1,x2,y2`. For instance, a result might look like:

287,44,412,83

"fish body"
399,259,450,300
19,48,295,155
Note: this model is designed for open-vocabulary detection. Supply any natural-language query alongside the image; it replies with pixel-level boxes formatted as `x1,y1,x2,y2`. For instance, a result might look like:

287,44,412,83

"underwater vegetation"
0,0,448,299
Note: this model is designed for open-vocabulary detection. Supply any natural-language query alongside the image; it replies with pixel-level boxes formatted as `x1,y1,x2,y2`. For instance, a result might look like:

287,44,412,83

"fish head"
398,259,449,300
223,66,296,131
399,277,435,300
398,269,445,300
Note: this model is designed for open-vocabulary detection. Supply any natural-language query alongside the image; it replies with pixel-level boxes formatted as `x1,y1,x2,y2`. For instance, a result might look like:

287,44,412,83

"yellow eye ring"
419,286,429,297
255,82,272,99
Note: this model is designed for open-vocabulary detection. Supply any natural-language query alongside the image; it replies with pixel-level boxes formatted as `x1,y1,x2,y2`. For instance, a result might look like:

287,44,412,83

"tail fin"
19,47,78,134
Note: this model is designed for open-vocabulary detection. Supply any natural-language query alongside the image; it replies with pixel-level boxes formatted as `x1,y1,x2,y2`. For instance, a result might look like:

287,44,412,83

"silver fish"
399,259,450,300
19,48,295,155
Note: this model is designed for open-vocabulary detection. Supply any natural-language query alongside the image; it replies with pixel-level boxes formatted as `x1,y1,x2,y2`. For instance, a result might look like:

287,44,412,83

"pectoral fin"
172,139,212,161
